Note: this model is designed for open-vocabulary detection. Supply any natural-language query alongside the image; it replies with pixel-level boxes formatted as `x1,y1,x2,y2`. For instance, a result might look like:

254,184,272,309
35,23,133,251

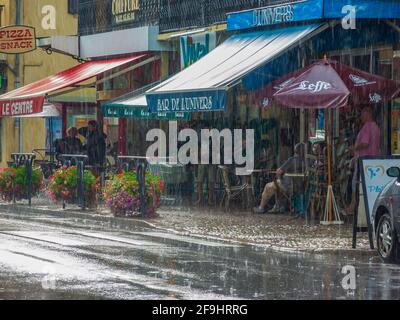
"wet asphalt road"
0,210,399,300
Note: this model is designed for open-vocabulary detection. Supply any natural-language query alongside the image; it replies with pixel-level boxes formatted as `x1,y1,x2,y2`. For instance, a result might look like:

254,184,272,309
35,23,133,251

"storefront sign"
227,0,323,31
112,0,140,24
324,0,400,19
146,90,227,113
0,25,36,54
360,157,400,221
227,0,400,32
102,105,190,120
180,33,216,70
0,96,44,117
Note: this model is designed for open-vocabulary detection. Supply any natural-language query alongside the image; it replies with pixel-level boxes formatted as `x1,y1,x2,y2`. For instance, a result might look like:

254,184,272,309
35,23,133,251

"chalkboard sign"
354,156,400,249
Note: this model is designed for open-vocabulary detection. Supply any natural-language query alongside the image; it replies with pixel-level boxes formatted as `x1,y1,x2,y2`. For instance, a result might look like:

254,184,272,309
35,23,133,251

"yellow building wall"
0,0,78,167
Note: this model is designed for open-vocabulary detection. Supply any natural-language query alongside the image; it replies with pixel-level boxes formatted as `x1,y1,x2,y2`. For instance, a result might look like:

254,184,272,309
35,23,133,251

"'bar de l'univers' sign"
0,25,36,54
227,0,324,31
146,90,227,113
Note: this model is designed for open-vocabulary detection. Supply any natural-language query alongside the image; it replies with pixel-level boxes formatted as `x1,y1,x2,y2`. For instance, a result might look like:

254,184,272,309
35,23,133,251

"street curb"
145,220,376,258
0,202,377,258
0,203,153,230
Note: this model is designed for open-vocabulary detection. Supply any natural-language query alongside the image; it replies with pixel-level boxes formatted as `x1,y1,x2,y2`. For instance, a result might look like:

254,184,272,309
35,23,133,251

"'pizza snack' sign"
0,25,36,54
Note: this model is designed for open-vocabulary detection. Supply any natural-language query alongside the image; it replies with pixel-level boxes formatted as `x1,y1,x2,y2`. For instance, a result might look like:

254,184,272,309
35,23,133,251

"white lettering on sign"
1,100,35,116
253,5,294,27
369,93,382,103
157,97,213,112
112,0,140,24
349,74,376,86
297,81,332,93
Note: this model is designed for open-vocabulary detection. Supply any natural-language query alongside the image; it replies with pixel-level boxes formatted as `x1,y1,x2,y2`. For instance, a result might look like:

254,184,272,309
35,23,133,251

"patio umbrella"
254,58,400,225
256,59,400,109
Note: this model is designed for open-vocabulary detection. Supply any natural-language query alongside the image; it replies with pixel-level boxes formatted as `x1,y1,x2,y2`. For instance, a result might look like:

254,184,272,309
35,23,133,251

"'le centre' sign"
0,25,36,54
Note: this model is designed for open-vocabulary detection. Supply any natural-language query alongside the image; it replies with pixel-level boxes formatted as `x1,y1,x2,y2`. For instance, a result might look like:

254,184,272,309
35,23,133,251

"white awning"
111,94,147,107
146,23,328,113
15,103,61,118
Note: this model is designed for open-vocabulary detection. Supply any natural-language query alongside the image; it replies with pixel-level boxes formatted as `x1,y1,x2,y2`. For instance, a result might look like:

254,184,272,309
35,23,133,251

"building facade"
0,0,78,166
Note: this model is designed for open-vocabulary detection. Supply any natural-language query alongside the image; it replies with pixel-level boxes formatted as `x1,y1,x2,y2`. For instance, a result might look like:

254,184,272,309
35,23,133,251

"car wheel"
376,213,398,263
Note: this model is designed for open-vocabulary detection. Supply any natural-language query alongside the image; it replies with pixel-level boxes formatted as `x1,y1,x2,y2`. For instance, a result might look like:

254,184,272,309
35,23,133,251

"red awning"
0,55,147,117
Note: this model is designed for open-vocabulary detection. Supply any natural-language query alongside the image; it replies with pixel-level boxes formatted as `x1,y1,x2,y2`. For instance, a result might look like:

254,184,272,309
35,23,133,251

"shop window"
353,54,371,72
68,0,78,15
102,74,129,91
308,110,325,144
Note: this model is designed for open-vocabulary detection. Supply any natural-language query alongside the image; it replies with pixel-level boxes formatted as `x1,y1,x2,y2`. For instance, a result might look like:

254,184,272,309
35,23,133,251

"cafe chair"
305,152,327,221
218,165,250,211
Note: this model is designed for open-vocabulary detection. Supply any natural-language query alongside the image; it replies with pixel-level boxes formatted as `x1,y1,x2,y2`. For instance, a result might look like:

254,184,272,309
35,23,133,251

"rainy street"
0,209,400,300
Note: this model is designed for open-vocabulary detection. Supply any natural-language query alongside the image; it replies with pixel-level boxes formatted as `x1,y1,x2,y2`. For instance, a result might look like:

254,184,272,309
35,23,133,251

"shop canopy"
14,103,61,118
102,94,190,121
145,23,328,113
254,59,400,109
0,55,148,117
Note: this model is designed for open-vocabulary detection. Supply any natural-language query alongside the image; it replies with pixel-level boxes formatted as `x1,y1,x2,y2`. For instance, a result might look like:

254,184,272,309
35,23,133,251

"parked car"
372,167,400,263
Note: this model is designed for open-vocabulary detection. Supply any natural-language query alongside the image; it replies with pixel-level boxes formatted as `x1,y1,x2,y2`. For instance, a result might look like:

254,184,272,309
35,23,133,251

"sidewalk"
0,197,374,255
149,207,373,255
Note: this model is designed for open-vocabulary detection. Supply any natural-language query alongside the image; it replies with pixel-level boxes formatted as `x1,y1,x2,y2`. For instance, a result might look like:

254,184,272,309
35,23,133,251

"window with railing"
159,0,299,33
78,0,302,36
78,0,160,36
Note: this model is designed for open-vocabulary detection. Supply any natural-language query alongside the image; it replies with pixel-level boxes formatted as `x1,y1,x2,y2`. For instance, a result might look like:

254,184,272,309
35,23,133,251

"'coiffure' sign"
112,0,140,24
227,0,323,31
0,25,36,54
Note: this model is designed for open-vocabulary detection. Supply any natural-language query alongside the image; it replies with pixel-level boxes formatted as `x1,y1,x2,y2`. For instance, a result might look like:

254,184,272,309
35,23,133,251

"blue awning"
102,94,190,121
146,23,328,113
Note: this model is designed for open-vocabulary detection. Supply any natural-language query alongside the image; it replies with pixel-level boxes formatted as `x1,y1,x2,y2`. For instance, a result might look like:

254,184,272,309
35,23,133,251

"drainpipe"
15,0,22,153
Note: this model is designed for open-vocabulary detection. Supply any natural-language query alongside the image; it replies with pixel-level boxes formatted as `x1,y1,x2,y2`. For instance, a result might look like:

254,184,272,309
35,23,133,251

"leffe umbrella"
254,59,400,224
255,59,400,109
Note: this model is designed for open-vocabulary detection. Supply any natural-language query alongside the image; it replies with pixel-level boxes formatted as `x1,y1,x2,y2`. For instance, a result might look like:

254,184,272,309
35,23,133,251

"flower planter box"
47,166,100,209
103,170,165,218
0,167,43,203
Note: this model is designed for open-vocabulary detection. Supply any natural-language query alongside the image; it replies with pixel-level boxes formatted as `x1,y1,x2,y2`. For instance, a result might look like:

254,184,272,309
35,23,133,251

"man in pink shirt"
353,108,381,158
345,106,381,215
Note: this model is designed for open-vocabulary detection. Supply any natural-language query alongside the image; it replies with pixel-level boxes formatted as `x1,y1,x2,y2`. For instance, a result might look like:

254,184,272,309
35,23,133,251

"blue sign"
146,90,227,113
180,33,216,70
324,0,400,19
102,105,190,120
227,0,324,31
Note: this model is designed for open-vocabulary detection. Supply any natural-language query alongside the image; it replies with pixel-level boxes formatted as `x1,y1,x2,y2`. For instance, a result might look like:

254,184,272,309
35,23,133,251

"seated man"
253,143,306,214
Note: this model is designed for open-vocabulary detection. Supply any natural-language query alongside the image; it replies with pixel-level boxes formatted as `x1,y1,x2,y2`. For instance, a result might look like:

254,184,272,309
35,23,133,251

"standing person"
64,127,83,155
86,120,107,170
195,120,216,206
345,106,381,215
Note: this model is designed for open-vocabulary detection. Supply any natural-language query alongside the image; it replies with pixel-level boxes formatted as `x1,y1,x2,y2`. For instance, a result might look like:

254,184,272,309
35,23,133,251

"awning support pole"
321,109,344,226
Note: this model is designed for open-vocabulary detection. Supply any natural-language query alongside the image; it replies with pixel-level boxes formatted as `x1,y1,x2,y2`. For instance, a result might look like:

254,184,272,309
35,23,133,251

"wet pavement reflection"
0,211,399,300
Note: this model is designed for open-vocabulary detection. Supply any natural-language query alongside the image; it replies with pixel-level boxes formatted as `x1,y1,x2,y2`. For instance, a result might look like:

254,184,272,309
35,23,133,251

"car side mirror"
387,167,400,180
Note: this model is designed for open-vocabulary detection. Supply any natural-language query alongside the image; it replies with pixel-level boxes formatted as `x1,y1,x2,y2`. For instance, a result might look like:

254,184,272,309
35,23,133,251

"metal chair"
218,165,250,211
305,153,327,221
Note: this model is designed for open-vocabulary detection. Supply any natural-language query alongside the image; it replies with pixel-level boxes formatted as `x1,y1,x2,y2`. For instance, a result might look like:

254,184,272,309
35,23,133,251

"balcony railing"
159,0,297,33
78,0,299,36
78,0,160,36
